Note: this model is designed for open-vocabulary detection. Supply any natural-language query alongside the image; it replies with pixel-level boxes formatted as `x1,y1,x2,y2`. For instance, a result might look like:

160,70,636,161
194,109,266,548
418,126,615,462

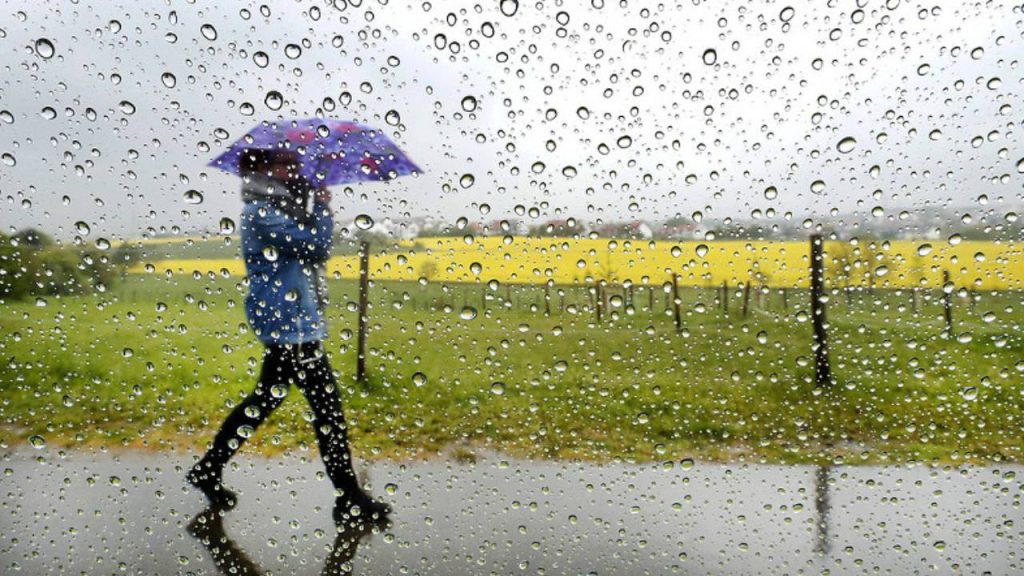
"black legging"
199,341,358,489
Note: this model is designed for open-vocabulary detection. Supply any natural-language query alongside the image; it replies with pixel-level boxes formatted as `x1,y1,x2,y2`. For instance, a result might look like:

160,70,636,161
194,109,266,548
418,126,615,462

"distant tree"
13,228,55,249
419,259,438,282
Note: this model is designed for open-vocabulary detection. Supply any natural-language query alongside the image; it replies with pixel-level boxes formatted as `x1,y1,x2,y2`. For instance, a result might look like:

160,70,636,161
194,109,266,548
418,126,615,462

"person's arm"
256,201,334,261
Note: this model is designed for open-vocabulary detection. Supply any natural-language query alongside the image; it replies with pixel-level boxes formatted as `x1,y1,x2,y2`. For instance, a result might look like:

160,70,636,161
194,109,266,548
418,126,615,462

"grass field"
1,269,1022,465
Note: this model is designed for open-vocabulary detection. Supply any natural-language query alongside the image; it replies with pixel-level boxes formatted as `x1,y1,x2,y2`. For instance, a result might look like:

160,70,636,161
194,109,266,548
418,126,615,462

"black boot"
186,460,238,510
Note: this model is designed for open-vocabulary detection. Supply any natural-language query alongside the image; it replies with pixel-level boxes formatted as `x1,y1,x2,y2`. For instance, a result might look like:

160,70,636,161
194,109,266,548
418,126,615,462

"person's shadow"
187,506,384,576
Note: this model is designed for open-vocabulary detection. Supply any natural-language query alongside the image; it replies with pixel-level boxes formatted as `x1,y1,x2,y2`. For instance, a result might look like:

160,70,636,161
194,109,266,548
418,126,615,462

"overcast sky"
1,0,1022,241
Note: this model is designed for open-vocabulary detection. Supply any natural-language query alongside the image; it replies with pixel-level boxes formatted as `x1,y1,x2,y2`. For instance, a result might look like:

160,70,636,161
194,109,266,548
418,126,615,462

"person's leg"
291,341,391,522
290,341,359,489
188,344,293,502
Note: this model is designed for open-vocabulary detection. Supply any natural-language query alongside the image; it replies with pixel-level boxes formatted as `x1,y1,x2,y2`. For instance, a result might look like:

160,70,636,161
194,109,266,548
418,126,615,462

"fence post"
647,285,654,311
595,284,603,324
742,281,752,317
544,284,551,316
671,274,683,332
722,281,729,314
810,234,832,388
942,269,953,336
356,241,370,385
910,287,918,313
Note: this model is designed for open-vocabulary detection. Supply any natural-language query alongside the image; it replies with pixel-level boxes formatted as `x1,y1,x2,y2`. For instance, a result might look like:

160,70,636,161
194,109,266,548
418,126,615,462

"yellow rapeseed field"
133,237,1024,290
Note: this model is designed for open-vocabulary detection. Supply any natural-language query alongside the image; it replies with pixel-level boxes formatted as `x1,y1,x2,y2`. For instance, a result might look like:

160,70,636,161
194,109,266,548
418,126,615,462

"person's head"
239,149,302,182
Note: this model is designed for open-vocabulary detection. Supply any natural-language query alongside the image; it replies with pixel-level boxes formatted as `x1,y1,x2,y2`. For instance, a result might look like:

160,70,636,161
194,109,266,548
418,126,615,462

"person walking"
187,149,390,524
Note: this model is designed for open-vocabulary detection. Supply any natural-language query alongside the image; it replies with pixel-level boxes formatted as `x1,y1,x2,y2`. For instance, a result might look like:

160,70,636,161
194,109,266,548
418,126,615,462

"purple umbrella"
208,118,422,186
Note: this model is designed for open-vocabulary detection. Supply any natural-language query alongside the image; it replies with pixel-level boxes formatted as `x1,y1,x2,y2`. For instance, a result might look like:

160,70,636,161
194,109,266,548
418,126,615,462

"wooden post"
742,281,752,317
671,274,683,333
482,285,487,311
647,285,654,311
810,234,832,388
910,287,918,313
506,284,513,308
595,285,603,324
559,291,565,313
544,284,551,316
942,269,953,336
356,241,370,385
722,281,729,314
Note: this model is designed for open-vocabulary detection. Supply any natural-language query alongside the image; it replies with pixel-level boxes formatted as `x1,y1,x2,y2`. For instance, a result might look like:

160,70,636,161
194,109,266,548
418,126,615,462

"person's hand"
314,188,332,205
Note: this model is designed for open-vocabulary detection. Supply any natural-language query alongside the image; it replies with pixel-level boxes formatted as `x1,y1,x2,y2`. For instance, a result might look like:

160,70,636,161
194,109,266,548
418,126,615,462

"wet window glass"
1,1,1022,574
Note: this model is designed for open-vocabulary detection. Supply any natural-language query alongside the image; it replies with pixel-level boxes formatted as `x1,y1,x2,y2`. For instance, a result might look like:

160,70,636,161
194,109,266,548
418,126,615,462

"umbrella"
207,118,421,186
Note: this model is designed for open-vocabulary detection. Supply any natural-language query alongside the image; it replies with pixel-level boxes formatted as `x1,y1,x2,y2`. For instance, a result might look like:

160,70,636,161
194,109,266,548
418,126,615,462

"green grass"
1,274,1022,465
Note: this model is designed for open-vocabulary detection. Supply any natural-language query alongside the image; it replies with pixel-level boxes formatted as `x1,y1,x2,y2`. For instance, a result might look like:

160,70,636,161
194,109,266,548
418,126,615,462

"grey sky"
0,0,1022,241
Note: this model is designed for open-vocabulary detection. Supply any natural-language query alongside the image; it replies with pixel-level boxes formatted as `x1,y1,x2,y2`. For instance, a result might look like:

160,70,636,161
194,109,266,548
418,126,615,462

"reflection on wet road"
1,449,1020,574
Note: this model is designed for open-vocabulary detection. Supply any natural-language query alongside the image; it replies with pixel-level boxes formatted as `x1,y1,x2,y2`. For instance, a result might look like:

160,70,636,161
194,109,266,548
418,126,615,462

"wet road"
1,448,1020,575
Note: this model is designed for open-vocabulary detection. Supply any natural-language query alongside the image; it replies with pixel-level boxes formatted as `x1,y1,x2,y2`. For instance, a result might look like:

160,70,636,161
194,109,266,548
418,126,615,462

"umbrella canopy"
208,118,421,186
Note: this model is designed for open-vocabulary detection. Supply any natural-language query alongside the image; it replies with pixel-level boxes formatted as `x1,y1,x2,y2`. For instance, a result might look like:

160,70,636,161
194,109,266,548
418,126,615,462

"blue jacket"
240,198,333,345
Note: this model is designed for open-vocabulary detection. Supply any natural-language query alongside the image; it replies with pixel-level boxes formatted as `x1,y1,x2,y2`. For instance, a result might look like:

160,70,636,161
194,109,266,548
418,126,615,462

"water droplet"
1,153,16,167
74,221,91,236
970,47,984,60
837,137,857,153
933,540,946,551
355,214,374,230
616,135,632,148
779,7,795,22
385,109,401,126
28,435,46,449
253,51,270,68
702,49,717,65
499,0,518,17
183,190,204,205
460,174,475,188
460,306,477,320
1016,158,1024,173
161,72,176,88
262,245,279,262
34,38,54,59
916,243,932,256
531,161,546,173
200,24,218,41
284,289,299,302
265,91,284,111
695,244,709,258
576,106,590,119
119,101,136,115
219,218,236,234
810,180,826,194
412,372,427,387
284,43,302,59
562,165,577,178
491,381,506,395
764,186,778,200
461,96,478,112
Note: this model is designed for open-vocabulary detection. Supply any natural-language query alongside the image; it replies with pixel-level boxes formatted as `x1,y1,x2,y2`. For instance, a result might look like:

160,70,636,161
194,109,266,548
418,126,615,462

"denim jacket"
241,198,333,345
